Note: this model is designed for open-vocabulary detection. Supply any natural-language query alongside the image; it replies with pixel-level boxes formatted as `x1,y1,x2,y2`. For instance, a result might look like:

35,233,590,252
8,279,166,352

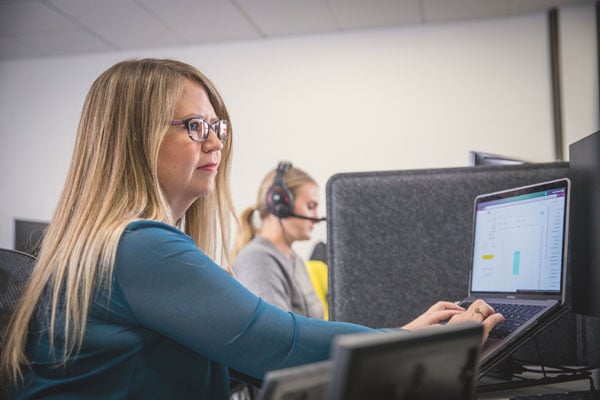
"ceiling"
0,0,594,62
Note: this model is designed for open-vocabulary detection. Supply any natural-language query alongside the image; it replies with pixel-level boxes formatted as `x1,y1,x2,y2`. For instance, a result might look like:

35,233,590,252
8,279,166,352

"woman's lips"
198,162,218,171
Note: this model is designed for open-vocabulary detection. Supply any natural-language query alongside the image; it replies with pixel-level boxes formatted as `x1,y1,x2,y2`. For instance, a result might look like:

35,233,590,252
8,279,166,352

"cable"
535,338,548,379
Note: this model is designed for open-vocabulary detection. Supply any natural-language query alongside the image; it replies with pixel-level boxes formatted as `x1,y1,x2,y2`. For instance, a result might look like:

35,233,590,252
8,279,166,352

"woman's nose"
202,130,224,152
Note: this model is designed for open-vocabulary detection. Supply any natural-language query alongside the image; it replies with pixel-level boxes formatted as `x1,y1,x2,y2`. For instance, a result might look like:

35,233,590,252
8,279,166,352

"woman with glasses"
231,163,326,320
0,58,504,399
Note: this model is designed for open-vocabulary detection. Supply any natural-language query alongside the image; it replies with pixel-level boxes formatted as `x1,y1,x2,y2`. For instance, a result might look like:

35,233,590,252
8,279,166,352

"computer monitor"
569,130,600,317
14,219,48,257
469,151,527,166
327,323,483,400
255,360,332,400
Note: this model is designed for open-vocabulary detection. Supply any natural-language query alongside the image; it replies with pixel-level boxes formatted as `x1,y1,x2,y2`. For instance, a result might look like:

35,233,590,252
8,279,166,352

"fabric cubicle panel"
326,162,570,327
326,162,600,367
325,162,591,366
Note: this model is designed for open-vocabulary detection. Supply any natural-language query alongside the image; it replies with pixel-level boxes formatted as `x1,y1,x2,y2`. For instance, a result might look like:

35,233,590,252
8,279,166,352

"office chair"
306,260,329,320
0,248,35,398
0,248,35,341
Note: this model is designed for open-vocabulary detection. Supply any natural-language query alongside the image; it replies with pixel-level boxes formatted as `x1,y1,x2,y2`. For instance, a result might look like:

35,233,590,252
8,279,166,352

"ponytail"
230,206,258,262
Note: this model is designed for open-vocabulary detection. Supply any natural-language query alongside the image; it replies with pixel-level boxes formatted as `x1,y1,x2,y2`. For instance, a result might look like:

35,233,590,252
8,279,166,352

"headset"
265,161,326,222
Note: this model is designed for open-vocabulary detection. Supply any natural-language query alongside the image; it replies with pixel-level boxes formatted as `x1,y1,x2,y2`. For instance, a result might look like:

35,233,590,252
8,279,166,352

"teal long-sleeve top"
12,220,378,399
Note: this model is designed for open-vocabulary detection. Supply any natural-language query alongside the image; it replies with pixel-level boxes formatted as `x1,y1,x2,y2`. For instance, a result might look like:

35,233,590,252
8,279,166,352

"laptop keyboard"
459,302,545,339
509,389,600,399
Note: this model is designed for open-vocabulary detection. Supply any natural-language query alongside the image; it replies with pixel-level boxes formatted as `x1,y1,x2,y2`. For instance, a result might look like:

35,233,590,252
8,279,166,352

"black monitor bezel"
327,323,483,400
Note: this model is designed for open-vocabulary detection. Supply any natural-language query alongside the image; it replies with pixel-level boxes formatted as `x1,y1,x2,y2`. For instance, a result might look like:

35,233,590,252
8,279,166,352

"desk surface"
478,369,598,399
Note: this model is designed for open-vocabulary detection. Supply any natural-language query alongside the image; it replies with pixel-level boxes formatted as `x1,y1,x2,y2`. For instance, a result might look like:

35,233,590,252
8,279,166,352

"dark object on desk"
509,389,600,399
327,323,483,400
255,360,331,400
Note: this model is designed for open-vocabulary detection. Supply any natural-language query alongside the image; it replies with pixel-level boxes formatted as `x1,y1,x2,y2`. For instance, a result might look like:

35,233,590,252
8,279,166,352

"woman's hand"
446,299,505,344
400,299,505,345
401,301,465,330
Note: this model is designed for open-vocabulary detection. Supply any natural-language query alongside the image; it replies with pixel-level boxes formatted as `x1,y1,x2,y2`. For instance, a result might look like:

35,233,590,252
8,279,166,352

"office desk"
477,368,599,399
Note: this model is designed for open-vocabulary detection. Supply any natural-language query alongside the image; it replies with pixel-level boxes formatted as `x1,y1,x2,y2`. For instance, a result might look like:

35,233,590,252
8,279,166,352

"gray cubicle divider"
325,162,595,367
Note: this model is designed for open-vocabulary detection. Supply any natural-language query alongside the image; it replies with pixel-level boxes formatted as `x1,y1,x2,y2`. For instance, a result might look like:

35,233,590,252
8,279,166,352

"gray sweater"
233,236,324,319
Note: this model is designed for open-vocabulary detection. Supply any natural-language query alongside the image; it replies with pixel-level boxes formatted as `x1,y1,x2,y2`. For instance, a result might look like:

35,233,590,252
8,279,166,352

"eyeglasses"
170,117,229,143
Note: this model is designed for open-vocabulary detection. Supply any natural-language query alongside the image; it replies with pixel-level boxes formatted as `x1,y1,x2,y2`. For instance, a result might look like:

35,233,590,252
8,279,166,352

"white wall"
561,4,598,152
0,4,597,259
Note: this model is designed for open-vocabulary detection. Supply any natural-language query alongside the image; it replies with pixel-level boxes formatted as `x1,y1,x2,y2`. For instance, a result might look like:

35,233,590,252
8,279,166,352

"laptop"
327,322,483,400
458,178,571,377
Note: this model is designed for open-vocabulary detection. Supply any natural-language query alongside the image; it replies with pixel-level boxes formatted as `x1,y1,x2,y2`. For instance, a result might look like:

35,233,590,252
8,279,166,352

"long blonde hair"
230,165,316,261
0,58,235,384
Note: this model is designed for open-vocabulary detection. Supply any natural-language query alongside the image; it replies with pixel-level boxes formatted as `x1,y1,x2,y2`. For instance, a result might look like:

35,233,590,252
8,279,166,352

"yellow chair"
305,260,328,320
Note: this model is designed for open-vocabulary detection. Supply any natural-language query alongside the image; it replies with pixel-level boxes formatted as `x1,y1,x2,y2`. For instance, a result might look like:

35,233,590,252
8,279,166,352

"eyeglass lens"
186,119,228,142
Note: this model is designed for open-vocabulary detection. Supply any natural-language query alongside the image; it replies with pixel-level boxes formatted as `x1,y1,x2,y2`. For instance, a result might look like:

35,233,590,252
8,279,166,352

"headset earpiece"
266,161,294,218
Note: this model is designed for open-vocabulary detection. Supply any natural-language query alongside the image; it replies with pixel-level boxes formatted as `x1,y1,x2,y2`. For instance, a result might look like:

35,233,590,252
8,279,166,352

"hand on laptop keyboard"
402,299,505,345
401,301,465,330
446,299,505,345
458,301,544,340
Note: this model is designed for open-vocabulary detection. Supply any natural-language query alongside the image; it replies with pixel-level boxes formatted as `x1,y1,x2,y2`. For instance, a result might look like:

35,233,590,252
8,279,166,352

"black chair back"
0,248,36,341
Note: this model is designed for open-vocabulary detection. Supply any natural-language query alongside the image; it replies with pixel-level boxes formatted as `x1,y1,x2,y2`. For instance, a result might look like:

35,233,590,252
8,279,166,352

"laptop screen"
470,179,569,295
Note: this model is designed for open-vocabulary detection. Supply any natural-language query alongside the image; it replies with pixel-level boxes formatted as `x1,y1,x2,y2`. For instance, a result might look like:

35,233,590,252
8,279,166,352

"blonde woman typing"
0,58,504,399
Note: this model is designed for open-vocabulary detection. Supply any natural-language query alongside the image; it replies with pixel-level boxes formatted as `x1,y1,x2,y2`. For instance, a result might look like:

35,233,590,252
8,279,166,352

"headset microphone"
285,213,326,222
279,213,327,222
265,161,326,223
